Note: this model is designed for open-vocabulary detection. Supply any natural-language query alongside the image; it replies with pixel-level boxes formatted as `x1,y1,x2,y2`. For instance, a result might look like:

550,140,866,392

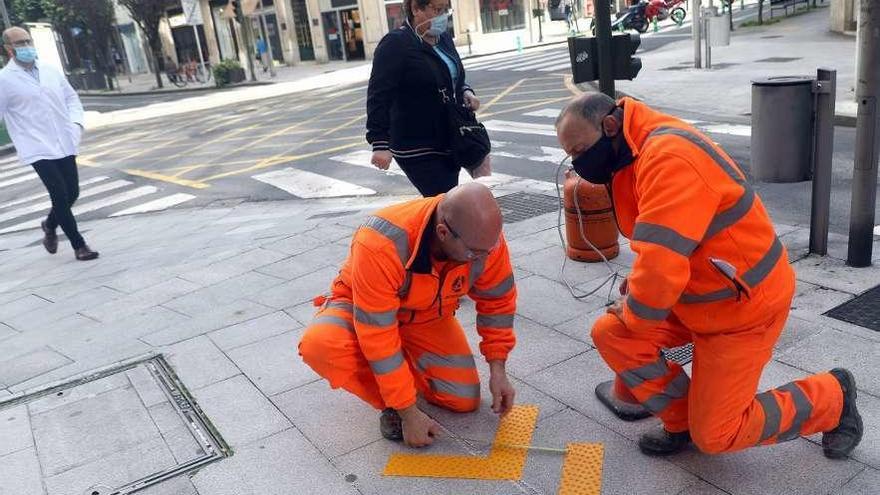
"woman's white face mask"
415,6,451,38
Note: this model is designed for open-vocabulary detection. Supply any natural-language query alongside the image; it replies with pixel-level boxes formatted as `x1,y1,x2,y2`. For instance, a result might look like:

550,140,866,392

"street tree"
42,0,117,88
118,0,176,88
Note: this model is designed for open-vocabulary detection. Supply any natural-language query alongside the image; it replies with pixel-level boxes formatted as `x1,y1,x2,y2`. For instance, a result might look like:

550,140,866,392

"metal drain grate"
825,284,880,332
755,57,802,63
0,355,229,495
663,343,694,365
496,192,561,223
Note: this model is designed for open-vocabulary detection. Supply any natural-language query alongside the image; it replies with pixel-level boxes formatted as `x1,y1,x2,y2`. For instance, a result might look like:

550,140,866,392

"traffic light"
568,36,597,84
611,32,641,80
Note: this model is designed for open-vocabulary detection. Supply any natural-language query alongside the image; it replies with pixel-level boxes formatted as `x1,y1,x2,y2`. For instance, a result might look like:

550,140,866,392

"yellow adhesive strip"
557,443,605,495
382,404,539,480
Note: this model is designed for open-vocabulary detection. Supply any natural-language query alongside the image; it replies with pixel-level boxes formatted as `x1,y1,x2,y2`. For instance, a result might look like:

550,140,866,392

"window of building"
386,1,406,31
479,0,526,33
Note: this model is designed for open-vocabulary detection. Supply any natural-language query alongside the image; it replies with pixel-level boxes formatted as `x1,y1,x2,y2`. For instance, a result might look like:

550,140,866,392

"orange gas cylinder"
563,168,620,262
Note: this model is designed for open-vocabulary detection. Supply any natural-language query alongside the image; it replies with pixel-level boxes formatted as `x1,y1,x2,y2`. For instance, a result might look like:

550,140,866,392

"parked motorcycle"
591,1,650,34
645,0,687,24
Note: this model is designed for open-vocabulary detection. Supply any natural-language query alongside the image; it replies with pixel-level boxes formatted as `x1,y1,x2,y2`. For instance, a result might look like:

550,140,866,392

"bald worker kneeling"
299,183,518,447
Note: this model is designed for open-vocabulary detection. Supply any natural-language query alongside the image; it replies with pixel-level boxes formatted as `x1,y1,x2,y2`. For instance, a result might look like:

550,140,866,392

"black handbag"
427,49,491,171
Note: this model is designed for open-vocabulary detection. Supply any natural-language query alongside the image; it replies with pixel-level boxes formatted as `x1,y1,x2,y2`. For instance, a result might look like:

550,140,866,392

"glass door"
322,11,345,61
291,0,315,61
340,8,365,60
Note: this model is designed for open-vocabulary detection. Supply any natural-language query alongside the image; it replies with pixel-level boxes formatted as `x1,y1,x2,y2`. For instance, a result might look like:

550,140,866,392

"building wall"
830,0,857,32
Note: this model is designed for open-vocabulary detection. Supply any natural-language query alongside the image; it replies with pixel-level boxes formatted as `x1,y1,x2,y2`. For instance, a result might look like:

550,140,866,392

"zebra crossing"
463,48,574,73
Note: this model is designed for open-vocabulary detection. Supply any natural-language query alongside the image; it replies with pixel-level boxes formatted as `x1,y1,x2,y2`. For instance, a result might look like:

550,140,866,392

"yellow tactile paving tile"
382,404,539,479
557,443,605,495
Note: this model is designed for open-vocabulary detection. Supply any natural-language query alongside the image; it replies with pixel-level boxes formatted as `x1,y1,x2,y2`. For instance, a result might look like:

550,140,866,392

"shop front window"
479,0,526,33
386,1,406,31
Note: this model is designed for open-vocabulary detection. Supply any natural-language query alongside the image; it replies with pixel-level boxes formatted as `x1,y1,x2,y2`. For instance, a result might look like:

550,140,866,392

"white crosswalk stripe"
0,166,33,180
253,168,376,198
0,176,108,210
0,179,133,224
110,193,196,217
0,170,37,189
484,120,556,136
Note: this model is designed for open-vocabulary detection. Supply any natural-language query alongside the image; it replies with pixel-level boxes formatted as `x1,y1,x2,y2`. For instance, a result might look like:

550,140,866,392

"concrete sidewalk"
0,175,878,494
606,6,857,123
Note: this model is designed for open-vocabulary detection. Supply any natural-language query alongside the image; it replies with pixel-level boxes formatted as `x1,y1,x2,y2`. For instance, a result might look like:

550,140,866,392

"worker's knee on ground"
590,313,619,352
690,423,736,454
298,325,330,367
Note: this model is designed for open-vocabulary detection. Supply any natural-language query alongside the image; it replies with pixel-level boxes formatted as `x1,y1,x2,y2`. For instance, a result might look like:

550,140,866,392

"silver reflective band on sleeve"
416,353,477,372
704,188,755,241
363,216,410,265
369,351,405,375
468,256,486,291
429,378,481,399
742,237,783,287
680,288,737,304
398,271,413,298
312,314,354,333
619,356,670,389
755,391,782,444
642,371,690,414
626,295,670,321
471,273,514,299
775,383,814,442
354,306,398,327
476,313,515,328
325,300,353,313
633,222,699,257
648,127,746,186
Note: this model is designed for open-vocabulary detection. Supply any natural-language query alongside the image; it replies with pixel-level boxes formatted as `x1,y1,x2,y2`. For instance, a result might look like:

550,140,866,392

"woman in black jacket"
366,0,487,197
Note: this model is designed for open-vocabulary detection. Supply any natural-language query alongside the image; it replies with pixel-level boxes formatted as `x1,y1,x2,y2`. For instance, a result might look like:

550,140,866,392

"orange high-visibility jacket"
611,98,795,334
327,195,517,410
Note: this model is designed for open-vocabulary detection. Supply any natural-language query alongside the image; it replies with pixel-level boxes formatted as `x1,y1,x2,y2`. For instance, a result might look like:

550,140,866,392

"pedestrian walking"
256,38,269,73
555,93,861,458
300,183,517,448
0,27,99,261
366,0,490,197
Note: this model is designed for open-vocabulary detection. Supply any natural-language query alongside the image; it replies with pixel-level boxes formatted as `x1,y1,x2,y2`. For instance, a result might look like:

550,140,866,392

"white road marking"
523,108,562,118
253,168,376,198
700,123,751,137
874,225,879,236
0,170,37,189
0,179,132,224
0,176,108,210
329,150,406,176
110,193,196,217
483,120,557,136
0,166,33,180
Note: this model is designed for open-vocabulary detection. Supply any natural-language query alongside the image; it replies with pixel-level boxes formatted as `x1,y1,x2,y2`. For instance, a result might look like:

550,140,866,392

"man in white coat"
0,26,98,261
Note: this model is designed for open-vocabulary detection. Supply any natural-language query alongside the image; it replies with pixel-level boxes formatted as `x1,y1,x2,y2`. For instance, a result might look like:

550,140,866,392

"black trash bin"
750,76,814,182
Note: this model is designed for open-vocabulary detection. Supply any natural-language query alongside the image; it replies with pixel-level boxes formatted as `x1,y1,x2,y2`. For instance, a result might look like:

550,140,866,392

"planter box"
229,68,246,84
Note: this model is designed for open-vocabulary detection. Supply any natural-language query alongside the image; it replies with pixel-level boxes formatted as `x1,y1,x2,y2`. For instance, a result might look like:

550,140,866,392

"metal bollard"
809,68,837,256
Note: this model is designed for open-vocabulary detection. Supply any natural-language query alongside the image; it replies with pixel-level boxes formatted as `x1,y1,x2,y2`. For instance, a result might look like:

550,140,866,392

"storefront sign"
499,8,509,15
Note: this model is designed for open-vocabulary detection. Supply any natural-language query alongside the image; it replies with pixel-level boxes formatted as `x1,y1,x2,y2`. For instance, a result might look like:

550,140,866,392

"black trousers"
395,153,460,197
31,156,85,250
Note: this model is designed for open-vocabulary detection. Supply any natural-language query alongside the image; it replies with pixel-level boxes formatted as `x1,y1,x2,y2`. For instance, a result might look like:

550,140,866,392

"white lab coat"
0,60,84,165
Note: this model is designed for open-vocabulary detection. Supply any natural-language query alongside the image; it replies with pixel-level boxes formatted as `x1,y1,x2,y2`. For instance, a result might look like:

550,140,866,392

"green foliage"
212,59,242,88
9,0,47,23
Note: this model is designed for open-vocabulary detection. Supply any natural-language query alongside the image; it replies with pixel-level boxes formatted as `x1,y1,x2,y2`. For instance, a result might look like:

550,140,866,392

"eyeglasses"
442,218,497,261
10,39,34,48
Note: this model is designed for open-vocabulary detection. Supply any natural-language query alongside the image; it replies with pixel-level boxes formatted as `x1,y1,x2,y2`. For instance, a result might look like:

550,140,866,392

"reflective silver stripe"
354,306,397,327
429,378,481,399
476,313,514,328
649,127,745,185
633,222,699,257
416,353,476,372
680,288,736,304
619,356,670,389
742,237,783,287
643,371,690,414
471,274,514,299
776,383,813,442
626,295,670,321
468,257,486,291
312,314,355,332
704,188,755,241
370,351,405,375
398,271,413,298
755,391,782,444
362,216,410,265
325,300,353,313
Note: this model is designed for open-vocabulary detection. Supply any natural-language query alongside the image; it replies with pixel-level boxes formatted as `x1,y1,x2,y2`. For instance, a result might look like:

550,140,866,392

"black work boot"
823,368,863,459
638,427,691,456
380,408,403,441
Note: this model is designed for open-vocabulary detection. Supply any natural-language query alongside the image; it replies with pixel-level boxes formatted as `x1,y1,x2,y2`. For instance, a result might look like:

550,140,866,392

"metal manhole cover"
825,284,880,332
0,355,229,495
495,192,561,223
755,57,802,63
663,343,694,365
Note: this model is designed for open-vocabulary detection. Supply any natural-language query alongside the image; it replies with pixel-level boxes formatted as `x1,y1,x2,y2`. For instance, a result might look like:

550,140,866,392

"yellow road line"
124,169,211,189
479,78,526,114
77,157,100,167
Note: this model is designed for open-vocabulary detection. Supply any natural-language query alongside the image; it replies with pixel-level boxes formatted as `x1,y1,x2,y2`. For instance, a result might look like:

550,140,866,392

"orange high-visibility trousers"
591,312,844,454
299,299,482,413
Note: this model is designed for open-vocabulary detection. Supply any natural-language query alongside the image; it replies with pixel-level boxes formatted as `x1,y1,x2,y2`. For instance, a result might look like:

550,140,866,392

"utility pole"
596,0,615,96
693,0,702,68
847,0,880,267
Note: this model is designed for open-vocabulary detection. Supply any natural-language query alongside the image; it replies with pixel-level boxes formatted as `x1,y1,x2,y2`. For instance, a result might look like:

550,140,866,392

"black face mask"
570,109,635,185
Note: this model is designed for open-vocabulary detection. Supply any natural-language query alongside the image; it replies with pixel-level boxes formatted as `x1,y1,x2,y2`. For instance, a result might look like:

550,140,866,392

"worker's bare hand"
468,156,492,179
619,277,628,296
399,405,440,448
371,150,393,170
463,90,480,111
607,296,625,320
489,360,515,416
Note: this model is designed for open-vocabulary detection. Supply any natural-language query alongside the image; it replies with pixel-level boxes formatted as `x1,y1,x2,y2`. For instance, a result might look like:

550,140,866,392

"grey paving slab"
226,329,315,396
43,437,176,495
305,223,357,243
503,317,591,379
792,255,880,296
28,372,130,415
283,302,319,326
5,286,126,332
147,403,205,463
501,213,559,241
832,467,880,495
165,336,240,390
142,298,275,346
505,228,560,258
517,245,616,287
178,248,288,286
515,275,608,327
191,428,358,495
0,405,32,457
247,265,339,309
126,366,169,409
162,271,286,317
0,347,72,388
777,327,880,397
0,322,18,341
0,448,44,495
261,233,328,256
255,251,335,281
135,476,199,495
31,386,162,476
675,482,729,495
790,280,855,322
775,315,826,354
272,379,381,458
0,294,51,321
553,307,604,345
523,409,700,495
80,278,200,323
209,310,301,351
191,375,290,446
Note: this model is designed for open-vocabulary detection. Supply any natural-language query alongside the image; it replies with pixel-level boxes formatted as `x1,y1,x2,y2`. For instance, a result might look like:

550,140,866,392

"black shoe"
74,245,99,261
823,368,863,459
380,408,403,441
638,427,691,456
41,221,58,254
